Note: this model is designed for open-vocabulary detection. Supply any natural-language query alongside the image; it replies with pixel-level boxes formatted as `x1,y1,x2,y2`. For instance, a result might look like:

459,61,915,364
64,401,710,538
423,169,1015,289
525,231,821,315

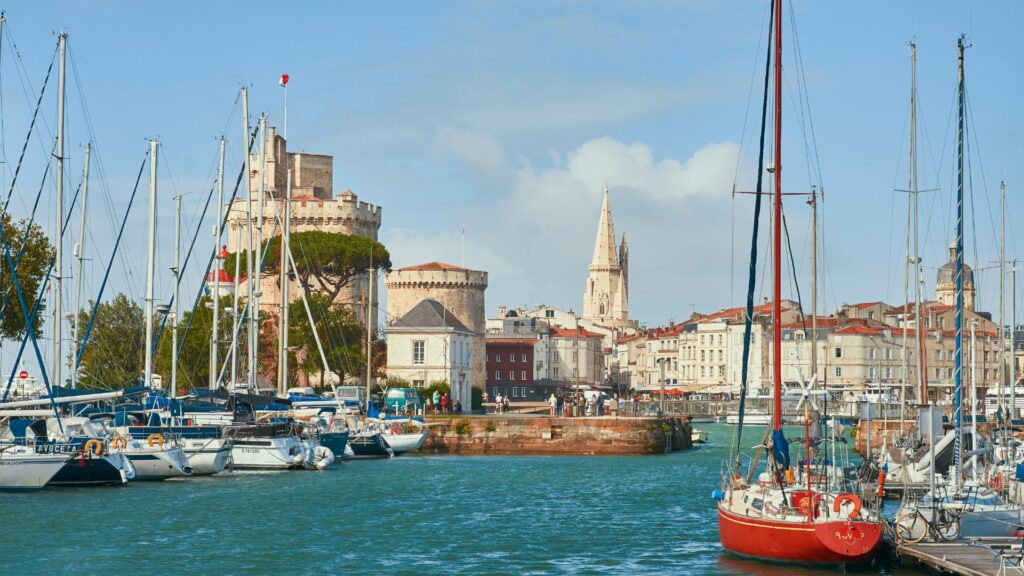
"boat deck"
898,540,1024,575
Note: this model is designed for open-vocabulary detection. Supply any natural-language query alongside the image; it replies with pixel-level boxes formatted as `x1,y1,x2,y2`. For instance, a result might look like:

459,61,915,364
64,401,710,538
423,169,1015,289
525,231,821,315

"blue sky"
1,0,1023,349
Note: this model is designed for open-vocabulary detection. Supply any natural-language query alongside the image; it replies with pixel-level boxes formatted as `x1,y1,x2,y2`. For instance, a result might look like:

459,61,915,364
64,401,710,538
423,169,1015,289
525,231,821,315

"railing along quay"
898,539,1024,576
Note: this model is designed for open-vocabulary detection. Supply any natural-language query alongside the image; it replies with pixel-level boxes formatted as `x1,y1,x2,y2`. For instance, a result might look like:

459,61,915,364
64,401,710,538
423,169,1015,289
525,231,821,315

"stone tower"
583,187,634,329
936,239,975,311
385,262,488,395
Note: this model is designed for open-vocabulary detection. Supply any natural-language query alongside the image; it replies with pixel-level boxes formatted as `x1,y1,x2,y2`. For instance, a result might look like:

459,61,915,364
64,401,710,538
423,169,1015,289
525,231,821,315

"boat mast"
900,42,914,421
212,137,225,389
953,37,965,497
911,43,925,407
365,258,374,412
999,181,1006,422
240,87,254,391
70,143,90,389
278,88,291,396
808,188,817,379
143,139,159,389
771,0,783,432
171,194,181,396
253,114,267,392
51,32,66,389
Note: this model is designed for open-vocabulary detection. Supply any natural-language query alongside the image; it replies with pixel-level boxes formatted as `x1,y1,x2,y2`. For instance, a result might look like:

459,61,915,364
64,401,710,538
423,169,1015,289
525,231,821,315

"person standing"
548,393,557,416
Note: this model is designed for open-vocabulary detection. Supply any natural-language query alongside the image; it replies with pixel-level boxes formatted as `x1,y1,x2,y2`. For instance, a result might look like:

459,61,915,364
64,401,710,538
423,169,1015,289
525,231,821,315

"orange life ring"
83,439,104,457
832,493,862,519
111,436,128,450
990,472,1005,492
146,433,165,447
389,425,403,436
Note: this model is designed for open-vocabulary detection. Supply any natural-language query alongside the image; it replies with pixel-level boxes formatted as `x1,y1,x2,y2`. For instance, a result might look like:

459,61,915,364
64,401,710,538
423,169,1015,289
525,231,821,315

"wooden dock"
899,541,1024,575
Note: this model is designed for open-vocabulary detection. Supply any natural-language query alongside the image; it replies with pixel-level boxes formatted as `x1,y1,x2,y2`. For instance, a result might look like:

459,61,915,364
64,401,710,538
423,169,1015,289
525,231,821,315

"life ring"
990,472,1005,492
389,425,403,436
146,433,165,447
111,436,128,450
833,493,862,519
83,439,104,457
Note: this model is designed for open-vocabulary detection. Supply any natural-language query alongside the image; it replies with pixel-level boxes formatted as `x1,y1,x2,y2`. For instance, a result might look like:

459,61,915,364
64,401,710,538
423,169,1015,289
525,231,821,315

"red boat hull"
717,503,883,565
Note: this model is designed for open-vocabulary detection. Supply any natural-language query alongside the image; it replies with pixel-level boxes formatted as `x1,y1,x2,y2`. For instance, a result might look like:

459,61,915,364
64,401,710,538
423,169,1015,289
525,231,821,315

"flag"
279,73,289,87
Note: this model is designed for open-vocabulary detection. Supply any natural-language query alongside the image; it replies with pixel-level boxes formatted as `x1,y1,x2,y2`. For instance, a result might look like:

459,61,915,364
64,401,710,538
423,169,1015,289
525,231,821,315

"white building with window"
385,299,475,412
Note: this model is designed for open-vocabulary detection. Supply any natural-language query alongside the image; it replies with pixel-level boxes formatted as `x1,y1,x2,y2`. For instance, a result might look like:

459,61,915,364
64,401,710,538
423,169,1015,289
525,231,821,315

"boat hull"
181,438,232,475
717,503,882,565
229,437,304,469
48,452,132,486
318,431,350,459
348,432,392,458
0,447,68,491
122,446,192,481
382,432,428,454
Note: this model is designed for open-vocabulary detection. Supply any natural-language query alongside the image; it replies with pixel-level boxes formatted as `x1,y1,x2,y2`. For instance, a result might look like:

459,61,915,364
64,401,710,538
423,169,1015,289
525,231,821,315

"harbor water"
3,424,921,574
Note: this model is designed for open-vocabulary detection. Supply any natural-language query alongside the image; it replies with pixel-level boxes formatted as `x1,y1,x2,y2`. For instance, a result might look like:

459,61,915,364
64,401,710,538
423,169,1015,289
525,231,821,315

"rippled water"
3,424,922,574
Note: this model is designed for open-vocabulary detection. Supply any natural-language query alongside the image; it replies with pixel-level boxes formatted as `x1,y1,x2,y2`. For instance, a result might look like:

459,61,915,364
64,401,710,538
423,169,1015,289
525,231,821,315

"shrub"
452,418,472,435
484,421,497,433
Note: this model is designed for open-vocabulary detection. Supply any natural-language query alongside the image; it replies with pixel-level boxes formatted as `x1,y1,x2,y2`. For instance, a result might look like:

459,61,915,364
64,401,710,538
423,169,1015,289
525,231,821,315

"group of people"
425,390,461,414
488,392,512,414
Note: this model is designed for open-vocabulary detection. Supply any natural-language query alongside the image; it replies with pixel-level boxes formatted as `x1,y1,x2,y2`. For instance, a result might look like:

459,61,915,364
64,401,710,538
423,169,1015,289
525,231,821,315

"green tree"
288,292,366,387
154,295,242,392
74,293,144,389
225,231,391,302
0,212,54,340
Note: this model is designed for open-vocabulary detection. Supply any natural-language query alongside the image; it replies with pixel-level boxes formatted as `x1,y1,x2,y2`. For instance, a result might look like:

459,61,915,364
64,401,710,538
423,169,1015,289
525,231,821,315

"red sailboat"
714,0,883,565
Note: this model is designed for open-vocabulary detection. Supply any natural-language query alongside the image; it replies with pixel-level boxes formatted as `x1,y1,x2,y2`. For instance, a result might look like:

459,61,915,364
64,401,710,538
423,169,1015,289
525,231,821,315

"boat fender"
84,439,104,457
832,493,861,519
389,425,402,436
146,433,164,447
877,470,886,497
111,436,128,450
711,489,725,501
784,467,795,485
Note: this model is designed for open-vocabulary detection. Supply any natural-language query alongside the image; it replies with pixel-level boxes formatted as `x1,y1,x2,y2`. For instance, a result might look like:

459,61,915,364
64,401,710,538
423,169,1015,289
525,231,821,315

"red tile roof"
549,325,603,339
398,261,467,272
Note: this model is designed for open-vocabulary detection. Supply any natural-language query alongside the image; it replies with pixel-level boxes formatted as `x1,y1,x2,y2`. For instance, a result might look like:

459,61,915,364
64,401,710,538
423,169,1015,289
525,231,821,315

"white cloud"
432,126,507,174
384,135,755,324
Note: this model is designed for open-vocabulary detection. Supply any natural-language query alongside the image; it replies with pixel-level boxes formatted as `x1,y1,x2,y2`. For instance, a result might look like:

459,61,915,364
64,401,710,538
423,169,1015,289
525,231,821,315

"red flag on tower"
279,73,289,87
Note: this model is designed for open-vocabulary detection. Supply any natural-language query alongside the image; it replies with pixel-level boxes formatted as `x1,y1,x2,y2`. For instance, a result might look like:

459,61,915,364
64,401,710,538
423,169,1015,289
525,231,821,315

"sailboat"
714,0,883,564
894,37,1024,543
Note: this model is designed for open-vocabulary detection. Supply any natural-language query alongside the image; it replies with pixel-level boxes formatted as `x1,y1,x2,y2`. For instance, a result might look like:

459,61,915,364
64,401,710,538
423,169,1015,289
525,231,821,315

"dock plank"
899,542,1024,576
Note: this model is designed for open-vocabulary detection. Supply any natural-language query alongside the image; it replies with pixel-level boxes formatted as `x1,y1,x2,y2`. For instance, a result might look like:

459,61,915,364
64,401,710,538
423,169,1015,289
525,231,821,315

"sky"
1,0,1023,362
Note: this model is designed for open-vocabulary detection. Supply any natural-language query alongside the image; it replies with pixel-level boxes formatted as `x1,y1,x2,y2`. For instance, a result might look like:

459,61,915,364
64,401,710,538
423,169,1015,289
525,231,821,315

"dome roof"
937,240,974,285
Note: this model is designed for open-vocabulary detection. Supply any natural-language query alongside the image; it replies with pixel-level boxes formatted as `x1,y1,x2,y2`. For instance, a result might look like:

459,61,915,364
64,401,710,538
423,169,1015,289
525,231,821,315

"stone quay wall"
420,416,692,456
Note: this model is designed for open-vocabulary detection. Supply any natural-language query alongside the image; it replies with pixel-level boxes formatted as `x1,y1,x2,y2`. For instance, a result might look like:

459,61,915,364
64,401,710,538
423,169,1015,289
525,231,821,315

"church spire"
590,186,619,269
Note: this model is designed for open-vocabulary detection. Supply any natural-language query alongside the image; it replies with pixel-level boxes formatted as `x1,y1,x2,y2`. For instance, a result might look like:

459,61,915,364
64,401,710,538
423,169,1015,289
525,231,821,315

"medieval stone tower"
224,126,383,330
582,187,635,330
385,263,488,394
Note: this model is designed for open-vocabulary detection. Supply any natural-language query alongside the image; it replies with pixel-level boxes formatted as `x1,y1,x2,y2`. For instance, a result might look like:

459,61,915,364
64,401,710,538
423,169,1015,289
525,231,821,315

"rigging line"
964,88,999,260
2,42,56,211
781,209,805,333
733,0,773,465
74,154,147,372
787,2,825,189
0,161,84,402
3,24,55,168
0,142,58,318
732,0,771,187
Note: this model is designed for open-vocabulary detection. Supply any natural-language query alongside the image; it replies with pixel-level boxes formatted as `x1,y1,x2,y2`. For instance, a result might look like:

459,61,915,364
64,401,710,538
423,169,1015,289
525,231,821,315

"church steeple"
590,186,619,269
583,186,634,329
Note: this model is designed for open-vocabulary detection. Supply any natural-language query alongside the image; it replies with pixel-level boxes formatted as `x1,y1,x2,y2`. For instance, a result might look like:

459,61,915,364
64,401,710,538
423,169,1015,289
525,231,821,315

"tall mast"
911,43,925,406
771,0,783,432
999,181,1006,417
900,42,913,416
365,259,374,411
953,37,965,496
1012,260,1018,428
278,153,292,395
240,87,254,391
808,188,817,380
143,139,159,389
253,114,267,392
230,229,241,388
71,143,90,389
51,32,66,388
212,137,225,389
171,194,182,396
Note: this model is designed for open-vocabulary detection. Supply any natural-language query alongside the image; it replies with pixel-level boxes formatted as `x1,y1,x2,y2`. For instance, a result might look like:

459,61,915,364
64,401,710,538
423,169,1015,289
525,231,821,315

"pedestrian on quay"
425,397,433,414
433,390,441,412
483,391,489,413
454,401,462,414
557,396,564,416
548,393,557,416
495,392,503,413
502,395,510,414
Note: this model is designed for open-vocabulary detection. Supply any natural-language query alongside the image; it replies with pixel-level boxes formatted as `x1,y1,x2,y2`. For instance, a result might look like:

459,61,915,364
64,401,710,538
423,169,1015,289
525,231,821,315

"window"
553,367,559,378
718,366,724,377
884,367,892,379
701,366,706,377
510,370,515,381
413,380,424,388
522,353,527,362
884,348,893,360
868,367,876,379
868,347,876,360
701,350,706,362
834,366,843,378
553,351,560,361
834,347,843,358
947,368,953,379
718,335,723,345
545,309,555,318
934,368,940,379
413,340,425,364
496,354,501,363
494,370,500,379
511,388,518,398
934,350,941,361
572,351,578,364
521,370,527,380
718,350,723,362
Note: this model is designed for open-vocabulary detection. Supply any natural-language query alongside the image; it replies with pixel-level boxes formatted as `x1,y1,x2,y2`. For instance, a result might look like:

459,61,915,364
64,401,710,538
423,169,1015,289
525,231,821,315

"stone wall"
420,416,692,455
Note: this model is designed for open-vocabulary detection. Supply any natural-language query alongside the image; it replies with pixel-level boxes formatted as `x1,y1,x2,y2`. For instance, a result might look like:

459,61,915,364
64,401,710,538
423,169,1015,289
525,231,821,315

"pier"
898,541,1024,575
420,415,692,455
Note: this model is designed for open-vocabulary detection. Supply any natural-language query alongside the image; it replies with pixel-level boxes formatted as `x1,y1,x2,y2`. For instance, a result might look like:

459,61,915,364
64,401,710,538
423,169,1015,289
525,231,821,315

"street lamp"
657,357,666,417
